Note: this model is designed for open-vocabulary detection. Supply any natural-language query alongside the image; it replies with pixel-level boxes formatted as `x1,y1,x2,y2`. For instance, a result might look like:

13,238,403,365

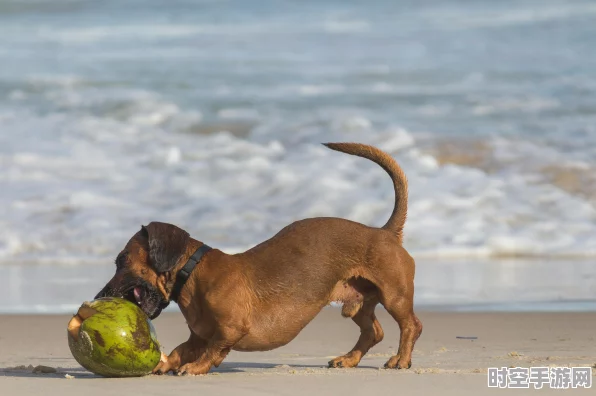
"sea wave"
1,98,595,264
1,0,595,265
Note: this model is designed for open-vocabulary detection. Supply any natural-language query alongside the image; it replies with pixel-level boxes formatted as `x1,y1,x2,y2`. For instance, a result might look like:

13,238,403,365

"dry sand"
1,309,594,395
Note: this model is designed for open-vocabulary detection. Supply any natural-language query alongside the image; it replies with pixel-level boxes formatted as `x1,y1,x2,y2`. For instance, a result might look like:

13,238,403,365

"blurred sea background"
0,0,595,313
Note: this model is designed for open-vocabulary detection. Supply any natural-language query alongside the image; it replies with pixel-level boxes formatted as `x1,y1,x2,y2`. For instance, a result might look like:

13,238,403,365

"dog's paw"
153,352,177,375
383,355,412,370
176,361,212,376
328,354,360,369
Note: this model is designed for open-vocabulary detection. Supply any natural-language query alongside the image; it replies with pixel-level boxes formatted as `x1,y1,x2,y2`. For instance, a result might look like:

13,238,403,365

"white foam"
323,20,370,34
37,25,204,44
217,108,260,120
331,115,372,131
0,0,595,265
2,105,595,263
298,84,346,96
472,96,560,116
425,3,596,30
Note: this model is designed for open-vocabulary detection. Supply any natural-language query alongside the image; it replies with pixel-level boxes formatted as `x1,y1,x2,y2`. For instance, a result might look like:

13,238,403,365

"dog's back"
230,143,416,353
238,142,411,291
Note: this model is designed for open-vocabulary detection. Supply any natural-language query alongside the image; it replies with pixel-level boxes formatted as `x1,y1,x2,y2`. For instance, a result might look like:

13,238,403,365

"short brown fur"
97,143,422,375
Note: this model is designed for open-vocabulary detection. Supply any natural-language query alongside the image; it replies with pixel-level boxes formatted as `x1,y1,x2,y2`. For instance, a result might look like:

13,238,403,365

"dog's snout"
94,285,115,300
95,272,126,300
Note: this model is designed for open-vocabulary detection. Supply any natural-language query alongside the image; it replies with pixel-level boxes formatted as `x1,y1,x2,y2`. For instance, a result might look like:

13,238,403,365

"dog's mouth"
124,284,169,320
127,286,146,306
96,281,169,320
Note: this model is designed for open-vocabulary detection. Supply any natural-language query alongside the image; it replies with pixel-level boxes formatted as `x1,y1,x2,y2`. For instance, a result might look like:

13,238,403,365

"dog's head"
95,222,192,319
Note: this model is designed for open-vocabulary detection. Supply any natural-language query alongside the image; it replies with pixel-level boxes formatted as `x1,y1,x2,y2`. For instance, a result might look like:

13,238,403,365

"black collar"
170,244,212,303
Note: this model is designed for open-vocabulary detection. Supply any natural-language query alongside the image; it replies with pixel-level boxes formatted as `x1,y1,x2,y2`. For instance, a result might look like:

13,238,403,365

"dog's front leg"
153,331,207,375
176,324,246,376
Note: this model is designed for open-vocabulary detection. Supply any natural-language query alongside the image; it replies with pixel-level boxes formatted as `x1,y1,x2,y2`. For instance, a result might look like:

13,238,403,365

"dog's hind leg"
328,298,384,368
377,269,422,369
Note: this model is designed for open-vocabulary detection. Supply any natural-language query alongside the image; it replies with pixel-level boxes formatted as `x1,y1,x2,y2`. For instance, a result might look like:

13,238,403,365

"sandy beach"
1,1,595,395
1,309,594,395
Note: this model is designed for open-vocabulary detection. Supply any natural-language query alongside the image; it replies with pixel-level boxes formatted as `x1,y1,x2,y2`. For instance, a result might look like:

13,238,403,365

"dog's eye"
115,252,128,270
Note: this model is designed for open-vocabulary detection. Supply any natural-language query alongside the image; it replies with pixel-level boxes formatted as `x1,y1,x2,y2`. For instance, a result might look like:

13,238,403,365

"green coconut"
67,297,161,377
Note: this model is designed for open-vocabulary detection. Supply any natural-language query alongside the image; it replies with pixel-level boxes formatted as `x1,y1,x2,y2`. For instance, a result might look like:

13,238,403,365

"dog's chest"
179,305,214,339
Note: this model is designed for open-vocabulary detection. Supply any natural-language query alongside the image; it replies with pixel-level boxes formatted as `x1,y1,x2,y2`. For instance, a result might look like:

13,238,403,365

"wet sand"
1,309,594,395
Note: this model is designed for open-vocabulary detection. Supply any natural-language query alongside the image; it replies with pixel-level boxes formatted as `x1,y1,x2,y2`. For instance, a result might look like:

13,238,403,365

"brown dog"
95,143,422,375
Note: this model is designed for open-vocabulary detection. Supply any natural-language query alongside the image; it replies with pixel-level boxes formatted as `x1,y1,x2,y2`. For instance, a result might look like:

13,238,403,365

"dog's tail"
323,143,408,244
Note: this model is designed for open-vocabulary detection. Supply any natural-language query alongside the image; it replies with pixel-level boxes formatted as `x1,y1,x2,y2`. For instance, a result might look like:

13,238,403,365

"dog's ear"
141,222,190,273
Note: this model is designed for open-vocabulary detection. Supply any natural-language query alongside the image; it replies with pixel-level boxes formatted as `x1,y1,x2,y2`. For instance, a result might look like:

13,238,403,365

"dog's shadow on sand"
214,361,379,372
0,362,379,379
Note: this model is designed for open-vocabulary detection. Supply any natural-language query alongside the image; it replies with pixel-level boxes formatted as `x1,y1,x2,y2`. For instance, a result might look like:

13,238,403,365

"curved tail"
323,142,408,244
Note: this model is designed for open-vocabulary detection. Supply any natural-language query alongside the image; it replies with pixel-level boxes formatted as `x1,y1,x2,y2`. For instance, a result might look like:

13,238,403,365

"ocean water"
1,0,595,311
1,259,594,314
